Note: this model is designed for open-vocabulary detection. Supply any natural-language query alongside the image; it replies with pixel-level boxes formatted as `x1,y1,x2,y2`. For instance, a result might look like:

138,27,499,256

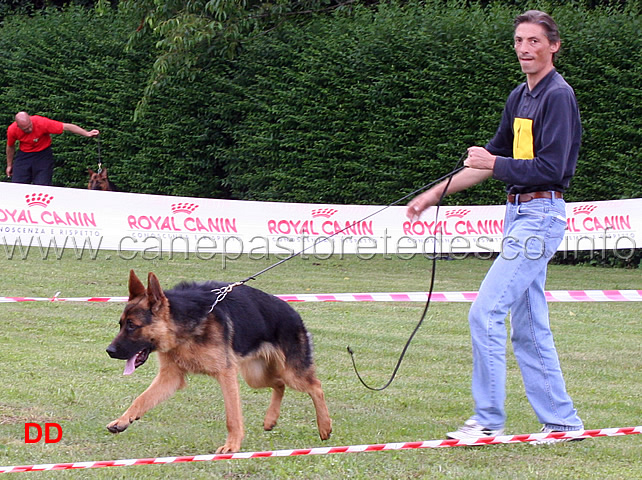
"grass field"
0,252,640,479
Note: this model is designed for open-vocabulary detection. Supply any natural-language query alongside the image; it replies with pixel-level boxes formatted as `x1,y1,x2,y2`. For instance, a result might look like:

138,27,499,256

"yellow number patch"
513,118,534,159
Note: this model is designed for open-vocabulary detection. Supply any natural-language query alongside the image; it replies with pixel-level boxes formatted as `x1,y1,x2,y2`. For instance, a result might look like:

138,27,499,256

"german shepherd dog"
106,270,332,453
88,168,118,191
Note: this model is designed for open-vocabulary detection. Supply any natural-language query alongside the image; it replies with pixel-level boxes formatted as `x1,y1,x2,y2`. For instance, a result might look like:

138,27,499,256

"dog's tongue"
123,356,137,376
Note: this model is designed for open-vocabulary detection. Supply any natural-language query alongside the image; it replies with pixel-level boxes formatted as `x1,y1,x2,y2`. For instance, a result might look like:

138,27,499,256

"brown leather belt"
507,191,563,204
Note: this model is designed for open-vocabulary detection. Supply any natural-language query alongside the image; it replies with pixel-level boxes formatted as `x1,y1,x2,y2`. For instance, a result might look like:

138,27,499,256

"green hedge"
0,2,640,206
218,2,642,204
219,3,516,204
0,6,149,190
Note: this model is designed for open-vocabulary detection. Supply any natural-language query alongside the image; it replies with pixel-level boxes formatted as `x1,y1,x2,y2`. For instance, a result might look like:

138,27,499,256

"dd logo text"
24,423,63,444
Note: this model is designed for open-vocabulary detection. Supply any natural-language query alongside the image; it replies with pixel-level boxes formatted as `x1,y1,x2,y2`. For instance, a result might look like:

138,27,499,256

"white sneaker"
446,419,504,440
531,426,585,445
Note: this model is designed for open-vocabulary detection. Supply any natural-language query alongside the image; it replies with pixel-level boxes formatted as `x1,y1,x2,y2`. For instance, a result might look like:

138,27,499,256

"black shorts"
12,146,55,185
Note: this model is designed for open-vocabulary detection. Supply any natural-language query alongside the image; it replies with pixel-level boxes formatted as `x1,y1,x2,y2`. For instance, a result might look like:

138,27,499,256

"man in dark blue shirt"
407,10,583,443
489,69,581,195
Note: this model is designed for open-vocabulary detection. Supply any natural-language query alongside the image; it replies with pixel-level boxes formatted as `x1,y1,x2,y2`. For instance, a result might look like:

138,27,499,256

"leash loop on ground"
347,153,466,391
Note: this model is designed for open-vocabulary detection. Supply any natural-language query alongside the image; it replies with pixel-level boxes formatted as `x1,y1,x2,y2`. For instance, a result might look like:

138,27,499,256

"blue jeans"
468,196,583,431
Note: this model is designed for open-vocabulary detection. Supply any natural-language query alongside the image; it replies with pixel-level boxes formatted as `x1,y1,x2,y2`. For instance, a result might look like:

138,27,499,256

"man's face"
514,22,559,78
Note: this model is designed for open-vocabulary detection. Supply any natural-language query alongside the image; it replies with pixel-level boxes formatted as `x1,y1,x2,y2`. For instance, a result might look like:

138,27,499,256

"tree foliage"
121,0,356,115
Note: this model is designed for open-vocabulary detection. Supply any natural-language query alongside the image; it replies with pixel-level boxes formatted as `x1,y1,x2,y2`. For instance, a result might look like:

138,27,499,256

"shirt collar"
526,68,557,97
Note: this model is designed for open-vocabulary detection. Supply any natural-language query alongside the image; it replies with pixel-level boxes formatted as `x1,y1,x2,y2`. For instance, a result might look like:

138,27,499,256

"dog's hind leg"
304,375,332,441
283,369,332,441
240,356,286,431
263,381,285,431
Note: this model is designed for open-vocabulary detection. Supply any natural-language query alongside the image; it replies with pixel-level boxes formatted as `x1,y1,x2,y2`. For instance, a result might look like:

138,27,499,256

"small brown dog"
88,168,118,191
106,270,332,453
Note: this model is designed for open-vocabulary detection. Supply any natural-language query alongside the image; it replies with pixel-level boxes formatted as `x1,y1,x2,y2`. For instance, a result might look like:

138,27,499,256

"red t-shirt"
6,115,64,153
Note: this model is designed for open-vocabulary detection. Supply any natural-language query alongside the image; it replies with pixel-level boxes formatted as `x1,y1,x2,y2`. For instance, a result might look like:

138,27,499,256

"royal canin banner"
0,183,638,257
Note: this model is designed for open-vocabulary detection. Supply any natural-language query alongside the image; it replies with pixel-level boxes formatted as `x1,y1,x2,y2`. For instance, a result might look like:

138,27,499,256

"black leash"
95,136,103,173
237,163,466,286
209,154,467,378
210,162,466,310
346,154,466,390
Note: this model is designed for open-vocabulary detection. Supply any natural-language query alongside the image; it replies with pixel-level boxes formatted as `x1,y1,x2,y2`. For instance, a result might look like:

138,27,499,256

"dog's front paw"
319,424,332,441
215,441,241,454
318,418,332,441
106,417,132,434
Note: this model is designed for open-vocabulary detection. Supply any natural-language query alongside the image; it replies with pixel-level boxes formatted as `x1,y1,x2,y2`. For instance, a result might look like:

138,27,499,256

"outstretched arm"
406,147,496,221
62,123,100,137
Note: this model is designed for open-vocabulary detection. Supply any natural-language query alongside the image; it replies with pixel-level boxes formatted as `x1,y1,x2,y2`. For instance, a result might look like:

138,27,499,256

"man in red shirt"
6,111,100,185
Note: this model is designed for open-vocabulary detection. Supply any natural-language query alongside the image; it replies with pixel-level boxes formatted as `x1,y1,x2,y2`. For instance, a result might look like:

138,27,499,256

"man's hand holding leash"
406,148,494,222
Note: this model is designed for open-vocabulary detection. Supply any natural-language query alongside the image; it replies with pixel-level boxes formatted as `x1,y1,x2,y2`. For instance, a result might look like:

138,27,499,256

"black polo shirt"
487,69,582,195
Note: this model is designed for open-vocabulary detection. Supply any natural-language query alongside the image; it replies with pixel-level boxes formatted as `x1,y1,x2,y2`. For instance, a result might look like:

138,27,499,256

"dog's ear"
100,168,108,178
88,168,95,176
128,270,146,300
146,272,168,313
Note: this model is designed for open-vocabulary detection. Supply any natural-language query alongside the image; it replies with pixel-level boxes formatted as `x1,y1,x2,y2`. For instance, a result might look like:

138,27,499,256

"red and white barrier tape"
0,427,639,474
1,290,641,304
0,296,129,303
277,290,642,303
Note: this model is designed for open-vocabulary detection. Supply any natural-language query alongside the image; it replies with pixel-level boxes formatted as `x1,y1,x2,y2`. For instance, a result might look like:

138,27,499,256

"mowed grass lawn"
0,252,640,479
